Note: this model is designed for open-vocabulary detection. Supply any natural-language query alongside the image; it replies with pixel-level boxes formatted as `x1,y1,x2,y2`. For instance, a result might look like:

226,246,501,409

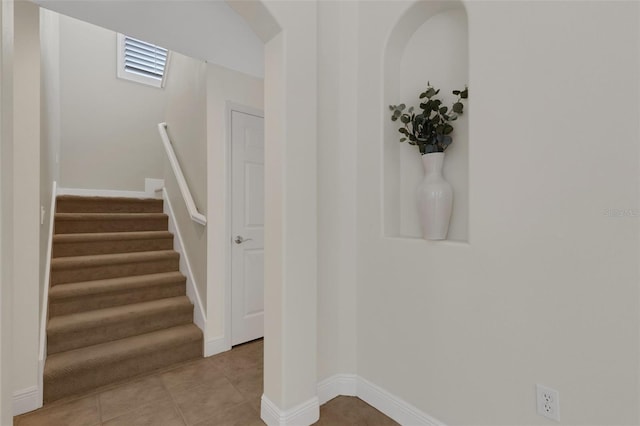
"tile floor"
14,339,398,426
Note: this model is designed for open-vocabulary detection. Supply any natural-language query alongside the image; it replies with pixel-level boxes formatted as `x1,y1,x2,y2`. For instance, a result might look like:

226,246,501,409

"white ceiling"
33,0,265,78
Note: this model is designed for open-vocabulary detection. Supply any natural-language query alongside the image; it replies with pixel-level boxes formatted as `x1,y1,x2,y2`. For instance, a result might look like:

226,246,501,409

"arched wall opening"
18,0,321,422
383,1,469,242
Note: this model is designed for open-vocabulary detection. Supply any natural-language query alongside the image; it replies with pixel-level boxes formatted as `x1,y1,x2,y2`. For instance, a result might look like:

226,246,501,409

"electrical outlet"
536,384,560,421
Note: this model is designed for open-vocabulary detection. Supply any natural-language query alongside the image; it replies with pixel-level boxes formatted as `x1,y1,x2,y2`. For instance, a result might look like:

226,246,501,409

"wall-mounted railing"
157,122,207,226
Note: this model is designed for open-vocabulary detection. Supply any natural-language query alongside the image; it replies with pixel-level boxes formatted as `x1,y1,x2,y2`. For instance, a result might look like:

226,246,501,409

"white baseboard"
317,374,445,426
37,357,45,409
38,181,57,410
162,189,207,337
261,395,319,426
317,374,357,405
204,335,231,357
260,375,441,425
260,396,281,426
57,182,162,199
13,386,40,416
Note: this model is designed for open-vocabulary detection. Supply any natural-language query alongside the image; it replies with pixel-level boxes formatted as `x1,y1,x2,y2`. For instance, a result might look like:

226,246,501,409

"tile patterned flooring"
14,339,398,426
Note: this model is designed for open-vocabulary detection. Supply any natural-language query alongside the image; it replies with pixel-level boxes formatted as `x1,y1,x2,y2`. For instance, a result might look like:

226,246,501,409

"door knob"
234,235,253,244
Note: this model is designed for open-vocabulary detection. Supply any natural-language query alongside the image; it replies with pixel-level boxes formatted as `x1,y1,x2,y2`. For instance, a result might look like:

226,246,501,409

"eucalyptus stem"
389,83,468,154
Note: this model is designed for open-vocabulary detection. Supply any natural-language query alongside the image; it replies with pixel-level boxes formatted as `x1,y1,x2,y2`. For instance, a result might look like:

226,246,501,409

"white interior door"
231,109,265,346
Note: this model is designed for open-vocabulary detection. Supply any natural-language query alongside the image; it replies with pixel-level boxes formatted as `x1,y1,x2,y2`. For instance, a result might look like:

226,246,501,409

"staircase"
44,195,202,403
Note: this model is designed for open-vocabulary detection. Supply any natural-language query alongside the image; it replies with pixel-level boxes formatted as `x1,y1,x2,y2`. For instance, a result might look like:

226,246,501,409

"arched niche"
383,1,469,241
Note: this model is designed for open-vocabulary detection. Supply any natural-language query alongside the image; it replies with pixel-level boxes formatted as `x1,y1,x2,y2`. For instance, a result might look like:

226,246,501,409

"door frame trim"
225,101,265,350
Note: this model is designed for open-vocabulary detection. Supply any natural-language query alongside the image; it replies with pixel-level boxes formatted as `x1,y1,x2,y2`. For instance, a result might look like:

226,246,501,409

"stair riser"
57,199,163,214
49,282,186,317
48,307,194,354
51,258,179,285
53,238,173,257
43,339,202,403
55,217,168,234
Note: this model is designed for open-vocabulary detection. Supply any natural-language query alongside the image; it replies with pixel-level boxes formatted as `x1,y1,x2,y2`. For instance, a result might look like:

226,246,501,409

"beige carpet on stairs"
44,195,203,403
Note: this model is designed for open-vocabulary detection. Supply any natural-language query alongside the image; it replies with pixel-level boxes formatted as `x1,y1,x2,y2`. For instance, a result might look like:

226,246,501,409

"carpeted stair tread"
56,212,167,220
48,272,186,316
55,213,168,234
53,231,174,257
50,271,185,299
47,296,194,354
53,230,173,243
56,195,163,213
48,296,192,334
44,324,201,373
51,250,178,271
44,324,202,402
50,250,180,285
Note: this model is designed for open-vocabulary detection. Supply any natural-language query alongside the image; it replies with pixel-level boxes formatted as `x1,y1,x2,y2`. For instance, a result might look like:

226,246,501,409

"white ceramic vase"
417,152,453,240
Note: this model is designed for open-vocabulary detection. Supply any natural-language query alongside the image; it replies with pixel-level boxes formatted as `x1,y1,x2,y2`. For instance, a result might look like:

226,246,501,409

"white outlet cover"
536,384,560,421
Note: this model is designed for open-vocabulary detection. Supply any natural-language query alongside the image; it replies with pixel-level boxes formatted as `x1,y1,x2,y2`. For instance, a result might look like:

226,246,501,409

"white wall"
12,0,41,409
34,0,264,78
58,15,166,192
205,63,263,347
162,51,208,311
354,1,640,425
161,54,265,352
0,0,15,422
316,0,358,382
257,1,318,414
5,1,40,414
39,8,60,314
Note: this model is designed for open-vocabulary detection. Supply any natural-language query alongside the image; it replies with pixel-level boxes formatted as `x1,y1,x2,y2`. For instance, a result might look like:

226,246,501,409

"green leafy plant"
389,83,468,154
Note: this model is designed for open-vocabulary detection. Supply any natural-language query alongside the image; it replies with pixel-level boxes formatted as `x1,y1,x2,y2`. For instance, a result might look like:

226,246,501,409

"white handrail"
157,122,207,226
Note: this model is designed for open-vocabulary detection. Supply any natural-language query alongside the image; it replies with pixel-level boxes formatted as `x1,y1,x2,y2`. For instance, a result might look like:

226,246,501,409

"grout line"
159,371,189,426
98,377,175,424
